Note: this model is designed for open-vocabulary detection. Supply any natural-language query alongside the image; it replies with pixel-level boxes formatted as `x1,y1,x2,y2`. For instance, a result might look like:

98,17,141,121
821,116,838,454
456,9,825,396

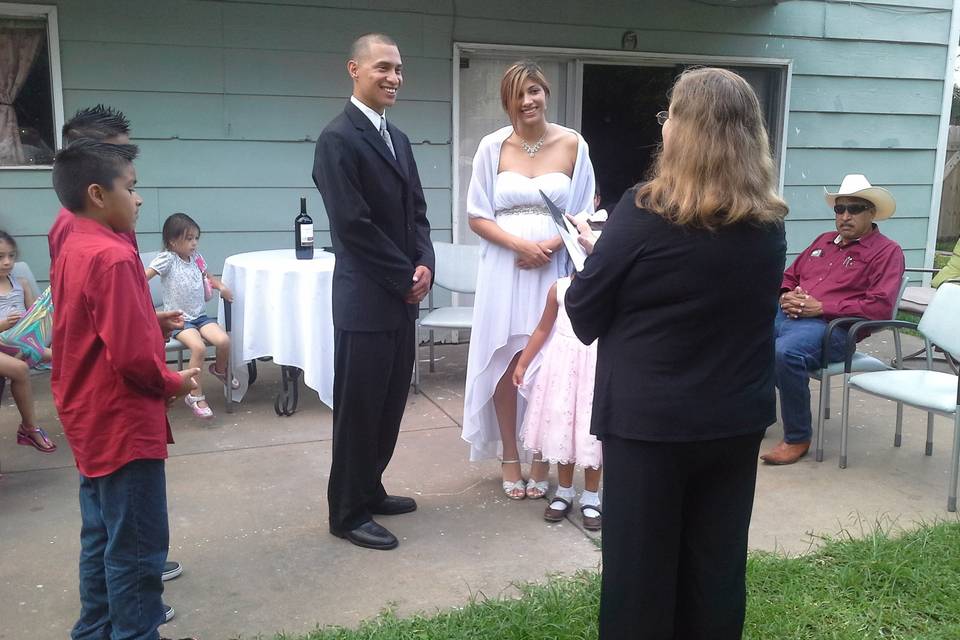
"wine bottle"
295,196,314,260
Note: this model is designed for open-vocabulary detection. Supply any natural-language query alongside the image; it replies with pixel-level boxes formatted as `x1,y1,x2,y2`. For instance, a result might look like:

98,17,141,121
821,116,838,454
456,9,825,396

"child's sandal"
184,393,214,419
543,496,572,522
208,363,240,389
580,504,602,531
500,460,526,500
16,424,57,453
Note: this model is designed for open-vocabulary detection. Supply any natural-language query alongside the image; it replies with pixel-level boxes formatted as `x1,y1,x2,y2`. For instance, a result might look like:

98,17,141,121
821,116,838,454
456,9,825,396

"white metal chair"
839,283,960,511
812,274,909,463
412,242,480,394
139,251,233,412
897,263,959,374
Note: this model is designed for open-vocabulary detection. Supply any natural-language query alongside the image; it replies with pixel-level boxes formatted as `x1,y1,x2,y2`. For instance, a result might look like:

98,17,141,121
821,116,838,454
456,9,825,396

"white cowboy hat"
823,174,896,220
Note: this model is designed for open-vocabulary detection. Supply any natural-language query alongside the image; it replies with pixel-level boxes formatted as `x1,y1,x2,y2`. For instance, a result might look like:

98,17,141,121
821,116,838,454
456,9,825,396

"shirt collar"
72,214,122,237
833,223,879,248
350,95,385,131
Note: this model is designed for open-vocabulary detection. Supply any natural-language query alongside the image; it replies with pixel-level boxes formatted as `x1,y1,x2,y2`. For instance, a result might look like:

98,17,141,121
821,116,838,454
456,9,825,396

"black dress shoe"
371,495,418,516
330,520,398,550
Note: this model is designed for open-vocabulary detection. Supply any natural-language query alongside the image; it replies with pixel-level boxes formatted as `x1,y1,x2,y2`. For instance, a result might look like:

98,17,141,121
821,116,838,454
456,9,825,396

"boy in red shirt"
50,139,199,640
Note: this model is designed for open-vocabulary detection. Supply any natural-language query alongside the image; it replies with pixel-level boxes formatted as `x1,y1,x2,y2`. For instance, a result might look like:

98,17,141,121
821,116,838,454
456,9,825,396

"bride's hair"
636,67,787,230
500,61,551,125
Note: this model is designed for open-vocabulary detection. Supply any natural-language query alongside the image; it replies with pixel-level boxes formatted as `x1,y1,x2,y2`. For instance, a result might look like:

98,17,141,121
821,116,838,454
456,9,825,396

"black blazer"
566,189,787,442
312,101,435,331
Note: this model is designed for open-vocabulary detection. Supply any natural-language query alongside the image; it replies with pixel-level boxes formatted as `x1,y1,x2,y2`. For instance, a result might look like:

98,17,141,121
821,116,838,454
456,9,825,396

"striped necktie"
379,117,396,159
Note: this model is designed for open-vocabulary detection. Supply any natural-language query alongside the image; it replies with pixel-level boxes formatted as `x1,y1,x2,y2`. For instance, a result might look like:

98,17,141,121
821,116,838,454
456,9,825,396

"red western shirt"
51,216,182,478
48,207,138,281
781,225,905,321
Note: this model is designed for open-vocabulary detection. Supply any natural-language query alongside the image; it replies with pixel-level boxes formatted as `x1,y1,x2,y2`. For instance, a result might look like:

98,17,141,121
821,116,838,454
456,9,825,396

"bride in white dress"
462,61,596,499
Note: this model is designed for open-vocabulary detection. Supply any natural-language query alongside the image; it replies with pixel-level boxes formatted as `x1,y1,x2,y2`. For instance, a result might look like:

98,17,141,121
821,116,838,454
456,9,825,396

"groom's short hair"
349,33,397,62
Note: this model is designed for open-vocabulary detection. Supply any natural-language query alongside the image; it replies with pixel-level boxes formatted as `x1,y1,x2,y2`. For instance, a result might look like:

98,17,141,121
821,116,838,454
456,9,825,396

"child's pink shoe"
184,393,213,419
208,364,239,389
17,424,57,453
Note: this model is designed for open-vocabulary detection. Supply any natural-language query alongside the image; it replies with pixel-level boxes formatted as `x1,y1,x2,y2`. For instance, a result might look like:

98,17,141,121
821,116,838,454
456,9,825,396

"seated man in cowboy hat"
762,174,905,465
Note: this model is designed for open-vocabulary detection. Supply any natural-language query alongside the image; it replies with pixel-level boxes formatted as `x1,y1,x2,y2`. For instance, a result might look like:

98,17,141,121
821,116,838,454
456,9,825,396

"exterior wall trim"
0,2,64,171
451,41,793,233
924,0,960,280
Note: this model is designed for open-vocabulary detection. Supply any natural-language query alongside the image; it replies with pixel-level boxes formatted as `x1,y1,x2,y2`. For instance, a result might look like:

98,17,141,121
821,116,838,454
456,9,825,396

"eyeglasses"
833,204,873,216
656,110,669,126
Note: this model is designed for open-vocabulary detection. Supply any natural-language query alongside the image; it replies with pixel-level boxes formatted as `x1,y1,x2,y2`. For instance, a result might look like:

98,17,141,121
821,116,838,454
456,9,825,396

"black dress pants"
599,430,765,640
327,321,415,532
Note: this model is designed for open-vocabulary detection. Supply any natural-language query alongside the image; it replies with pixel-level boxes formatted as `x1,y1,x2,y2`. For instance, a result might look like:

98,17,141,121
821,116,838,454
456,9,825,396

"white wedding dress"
462,170,573,461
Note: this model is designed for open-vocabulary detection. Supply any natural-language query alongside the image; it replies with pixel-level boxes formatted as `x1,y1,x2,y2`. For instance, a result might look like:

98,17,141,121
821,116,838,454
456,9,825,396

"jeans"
72,459,168,640
774,310,849,443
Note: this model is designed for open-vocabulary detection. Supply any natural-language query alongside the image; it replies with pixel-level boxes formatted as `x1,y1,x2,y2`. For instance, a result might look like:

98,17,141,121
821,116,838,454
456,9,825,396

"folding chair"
412,242,480,394
812,274,909,463
839,283,960,511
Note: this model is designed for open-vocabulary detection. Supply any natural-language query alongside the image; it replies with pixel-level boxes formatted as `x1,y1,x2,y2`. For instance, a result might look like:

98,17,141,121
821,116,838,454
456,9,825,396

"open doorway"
580,63,786,211
581,64,675,212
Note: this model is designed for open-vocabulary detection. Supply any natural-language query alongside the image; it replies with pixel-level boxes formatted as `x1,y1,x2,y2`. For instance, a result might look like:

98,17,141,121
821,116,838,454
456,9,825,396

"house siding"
0,0,954,287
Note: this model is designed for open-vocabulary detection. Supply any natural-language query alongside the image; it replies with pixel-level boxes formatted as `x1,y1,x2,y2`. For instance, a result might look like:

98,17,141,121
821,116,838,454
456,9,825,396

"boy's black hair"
52,139,139,213
62,105,131,144
0,231,18,253
161,212,201,251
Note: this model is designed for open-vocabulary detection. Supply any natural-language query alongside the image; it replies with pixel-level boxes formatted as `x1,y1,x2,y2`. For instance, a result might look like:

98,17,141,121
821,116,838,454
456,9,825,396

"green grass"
263,521,960,640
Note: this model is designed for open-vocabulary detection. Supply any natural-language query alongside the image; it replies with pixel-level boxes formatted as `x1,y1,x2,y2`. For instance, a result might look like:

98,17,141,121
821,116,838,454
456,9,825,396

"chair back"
431,242,480,294
892,274,909,319
919,283,960,359
139,251,163,308
12,262,41,299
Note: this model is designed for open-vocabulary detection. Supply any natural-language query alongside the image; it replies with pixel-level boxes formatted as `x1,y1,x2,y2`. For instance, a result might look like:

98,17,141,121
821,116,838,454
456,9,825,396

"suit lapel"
388,121,410,180
345,102,407,182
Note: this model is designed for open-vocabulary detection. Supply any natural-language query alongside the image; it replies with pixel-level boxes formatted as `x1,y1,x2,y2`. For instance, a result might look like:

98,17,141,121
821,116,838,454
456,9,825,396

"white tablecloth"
220,249,335,407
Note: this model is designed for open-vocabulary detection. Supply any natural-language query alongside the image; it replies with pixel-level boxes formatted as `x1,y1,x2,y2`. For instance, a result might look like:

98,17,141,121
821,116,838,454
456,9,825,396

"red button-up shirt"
782,225,905,321
48,207,138,281
51,216,182,478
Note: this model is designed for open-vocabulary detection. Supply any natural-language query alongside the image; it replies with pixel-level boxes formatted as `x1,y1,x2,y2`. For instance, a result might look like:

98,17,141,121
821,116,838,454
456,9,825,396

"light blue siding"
0,0,954,288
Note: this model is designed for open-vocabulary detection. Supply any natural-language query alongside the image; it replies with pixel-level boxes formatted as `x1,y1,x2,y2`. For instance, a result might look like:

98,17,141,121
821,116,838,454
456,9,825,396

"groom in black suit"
312,33,434,550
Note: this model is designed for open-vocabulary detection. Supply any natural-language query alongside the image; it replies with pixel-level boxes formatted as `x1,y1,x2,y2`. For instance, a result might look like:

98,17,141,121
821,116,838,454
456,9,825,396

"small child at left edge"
50,139,199,640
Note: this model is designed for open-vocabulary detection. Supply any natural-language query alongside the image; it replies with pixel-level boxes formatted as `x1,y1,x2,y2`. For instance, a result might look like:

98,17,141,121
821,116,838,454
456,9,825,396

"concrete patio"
1,332,958,640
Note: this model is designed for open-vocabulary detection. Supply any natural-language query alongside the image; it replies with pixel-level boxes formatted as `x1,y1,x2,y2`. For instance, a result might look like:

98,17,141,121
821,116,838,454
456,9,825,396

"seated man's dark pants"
774,310,850,444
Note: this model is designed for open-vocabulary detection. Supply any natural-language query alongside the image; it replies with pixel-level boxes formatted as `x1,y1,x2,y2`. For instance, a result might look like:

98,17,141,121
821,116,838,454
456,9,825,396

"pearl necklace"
518,131,546,157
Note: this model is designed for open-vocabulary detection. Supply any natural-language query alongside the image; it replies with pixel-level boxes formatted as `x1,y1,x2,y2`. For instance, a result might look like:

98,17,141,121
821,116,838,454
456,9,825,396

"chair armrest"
822,317,866,370
844,320,918,373
903,267,940,274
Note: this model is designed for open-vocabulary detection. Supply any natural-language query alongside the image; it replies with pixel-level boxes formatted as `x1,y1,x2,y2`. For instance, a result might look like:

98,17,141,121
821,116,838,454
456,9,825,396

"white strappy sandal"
501,460,526,500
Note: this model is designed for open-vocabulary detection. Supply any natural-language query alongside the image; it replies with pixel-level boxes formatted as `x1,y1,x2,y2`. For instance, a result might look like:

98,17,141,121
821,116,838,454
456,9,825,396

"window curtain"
0,20,44,165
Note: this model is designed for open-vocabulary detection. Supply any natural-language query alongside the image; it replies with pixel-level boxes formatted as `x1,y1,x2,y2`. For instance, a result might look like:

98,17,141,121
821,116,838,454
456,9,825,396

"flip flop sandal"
544,496,572,522
17,424,57,453
580,504,602,531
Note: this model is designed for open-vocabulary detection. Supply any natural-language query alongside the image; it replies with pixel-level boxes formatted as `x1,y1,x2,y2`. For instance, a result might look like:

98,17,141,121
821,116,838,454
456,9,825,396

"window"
0,3,62,168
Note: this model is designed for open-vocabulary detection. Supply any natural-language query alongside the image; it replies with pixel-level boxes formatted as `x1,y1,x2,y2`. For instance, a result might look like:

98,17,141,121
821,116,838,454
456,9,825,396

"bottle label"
299,223,314,247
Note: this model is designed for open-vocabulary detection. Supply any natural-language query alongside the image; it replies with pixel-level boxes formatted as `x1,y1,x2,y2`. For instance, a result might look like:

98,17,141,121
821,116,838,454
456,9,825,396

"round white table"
220,248,336,412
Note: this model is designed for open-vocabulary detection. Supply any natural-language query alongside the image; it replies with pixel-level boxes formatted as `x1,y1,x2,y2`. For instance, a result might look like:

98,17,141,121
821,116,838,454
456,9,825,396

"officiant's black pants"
599,430,764,640
327,322,415,532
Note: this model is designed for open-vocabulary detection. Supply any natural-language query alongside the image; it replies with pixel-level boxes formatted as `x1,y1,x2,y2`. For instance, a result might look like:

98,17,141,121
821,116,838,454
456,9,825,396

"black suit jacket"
313,101,434,331
566,189,786,443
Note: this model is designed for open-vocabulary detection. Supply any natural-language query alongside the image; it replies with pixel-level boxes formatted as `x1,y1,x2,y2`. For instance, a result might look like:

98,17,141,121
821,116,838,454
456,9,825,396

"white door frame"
452,41,793,243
